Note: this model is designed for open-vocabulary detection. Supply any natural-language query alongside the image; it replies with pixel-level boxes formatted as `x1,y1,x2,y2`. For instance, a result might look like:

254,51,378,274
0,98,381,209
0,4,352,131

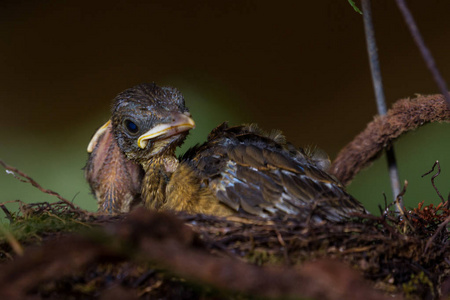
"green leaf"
348,0,363,14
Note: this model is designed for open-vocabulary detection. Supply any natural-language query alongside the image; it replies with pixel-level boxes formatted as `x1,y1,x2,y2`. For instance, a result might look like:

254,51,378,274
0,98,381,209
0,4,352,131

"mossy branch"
331,94,450,185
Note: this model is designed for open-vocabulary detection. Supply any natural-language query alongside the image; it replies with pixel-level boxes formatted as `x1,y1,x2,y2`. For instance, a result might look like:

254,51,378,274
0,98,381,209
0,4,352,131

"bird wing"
182,123,365,222
85,121,144,213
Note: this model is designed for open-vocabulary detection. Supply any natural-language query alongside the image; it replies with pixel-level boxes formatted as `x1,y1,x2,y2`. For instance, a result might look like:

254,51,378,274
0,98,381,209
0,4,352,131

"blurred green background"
1,1,450,218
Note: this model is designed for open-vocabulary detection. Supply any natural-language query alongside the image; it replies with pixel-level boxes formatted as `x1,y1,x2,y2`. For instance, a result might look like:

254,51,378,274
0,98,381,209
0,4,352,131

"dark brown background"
1,0,450,213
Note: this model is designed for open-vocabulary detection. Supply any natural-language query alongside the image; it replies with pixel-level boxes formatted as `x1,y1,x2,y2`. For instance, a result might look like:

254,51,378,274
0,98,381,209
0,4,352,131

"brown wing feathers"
181,123,365,220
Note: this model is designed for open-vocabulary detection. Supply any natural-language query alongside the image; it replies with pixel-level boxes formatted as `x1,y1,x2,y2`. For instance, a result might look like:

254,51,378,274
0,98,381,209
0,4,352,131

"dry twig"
422,161,445,203
0,160,77,209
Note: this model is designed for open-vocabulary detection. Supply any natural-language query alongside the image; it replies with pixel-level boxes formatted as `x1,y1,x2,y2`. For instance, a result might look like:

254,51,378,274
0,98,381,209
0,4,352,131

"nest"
0,199,448,300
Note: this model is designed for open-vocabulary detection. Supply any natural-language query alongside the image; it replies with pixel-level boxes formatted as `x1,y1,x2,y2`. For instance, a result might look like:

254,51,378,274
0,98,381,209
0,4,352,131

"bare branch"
0,160,76,209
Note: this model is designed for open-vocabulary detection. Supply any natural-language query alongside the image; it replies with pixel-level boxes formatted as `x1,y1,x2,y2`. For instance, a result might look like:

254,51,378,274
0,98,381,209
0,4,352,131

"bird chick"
86,83,366,222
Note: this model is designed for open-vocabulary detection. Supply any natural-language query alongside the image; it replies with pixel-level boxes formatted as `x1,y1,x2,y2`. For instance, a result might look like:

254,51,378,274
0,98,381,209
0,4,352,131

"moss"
246,248,285,266
0,211,91,259
402,272,435,299
2,213,89,239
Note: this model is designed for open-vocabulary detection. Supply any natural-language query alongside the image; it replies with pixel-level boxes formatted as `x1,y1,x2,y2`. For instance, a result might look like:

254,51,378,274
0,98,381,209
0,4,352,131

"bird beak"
87,120,111,153
137,112,195,149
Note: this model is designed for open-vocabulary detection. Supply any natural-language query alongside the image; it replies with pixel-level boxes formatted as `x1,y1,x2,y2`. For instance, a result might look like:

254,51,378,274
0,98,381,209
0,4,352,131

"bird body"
164,123,364,222
86,83,366,221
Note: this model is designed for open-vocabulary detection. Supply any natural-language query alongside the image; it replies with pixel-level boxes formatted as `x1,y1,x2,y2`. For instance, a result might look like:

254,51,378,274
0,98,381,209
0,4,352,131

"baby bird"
85,83,366,222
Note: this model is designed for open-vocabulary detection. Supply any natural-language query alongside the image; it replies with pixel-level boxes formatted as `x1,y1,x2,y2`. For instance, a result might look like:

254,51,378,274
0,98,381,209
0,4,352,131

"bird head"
111,83,195,164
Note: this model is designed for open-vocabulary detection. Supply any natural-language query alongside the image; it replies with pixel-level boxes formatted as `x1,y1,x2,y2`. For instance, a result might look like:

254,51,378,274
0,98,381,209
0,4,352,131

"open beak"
87,120,111,153
137,112,195,149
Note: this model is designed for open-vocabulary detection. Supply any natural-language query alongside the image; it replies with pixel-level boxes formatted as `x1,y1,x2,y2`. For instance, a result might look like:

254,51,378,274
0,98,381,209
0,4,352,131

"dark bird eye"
124,119,139,134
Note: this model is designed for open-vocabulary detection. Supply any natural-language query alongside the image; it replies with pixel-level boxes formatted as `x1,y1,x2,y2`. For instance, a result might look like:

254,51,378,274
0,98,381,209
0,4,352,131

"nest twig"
0,160,80,210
